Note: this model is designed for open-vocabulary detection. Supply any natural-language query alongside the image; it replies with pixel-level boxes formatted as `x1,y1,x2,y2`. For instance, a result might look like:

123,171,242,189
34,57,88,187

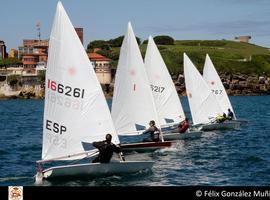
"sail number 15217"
48,79,85,98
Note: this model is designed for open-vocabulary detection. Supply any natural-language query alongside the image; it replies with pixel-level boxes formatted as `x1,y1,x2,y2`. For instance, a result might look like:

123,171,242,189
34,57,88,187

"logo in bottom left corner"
9,186,23,200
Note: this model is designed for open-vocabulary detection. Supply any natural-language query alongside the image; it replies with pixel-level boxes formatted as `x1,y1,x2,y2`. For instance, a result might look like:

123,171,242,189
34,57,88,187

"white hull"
199,121,241,131
163,131,202,141
41,161,154,180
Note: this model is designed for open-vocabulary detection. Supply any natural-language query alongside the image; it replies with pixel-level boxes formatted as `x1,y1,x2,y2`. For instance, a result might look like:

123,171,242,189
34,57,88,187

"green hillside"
96,40,270,76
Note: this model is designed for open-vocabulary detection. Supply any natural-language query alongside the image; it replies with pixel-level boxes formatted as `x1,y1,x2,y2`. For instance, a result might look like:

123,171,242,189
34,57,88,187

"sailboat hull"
120,141,172,153
42,161,154,180
163,131,203,141
199,121,241,131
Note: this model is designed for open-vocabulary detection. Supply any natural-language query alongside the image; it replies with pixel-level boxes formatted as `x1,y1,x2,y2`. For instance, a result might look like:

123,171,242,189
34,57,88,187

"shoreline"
1,73,269,100
0,93,269,100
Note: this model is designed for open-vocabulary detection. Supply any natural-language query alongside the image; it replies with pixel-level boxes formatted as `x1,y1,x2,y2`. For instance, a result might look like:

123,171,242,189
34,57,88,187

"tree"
87,36,141,50
108,36,125,47
38,70,46,83
7,75,20,87
153,35,174,45
87,40,109,50
143,39,148,44
108,35,141,47
0,57,22,67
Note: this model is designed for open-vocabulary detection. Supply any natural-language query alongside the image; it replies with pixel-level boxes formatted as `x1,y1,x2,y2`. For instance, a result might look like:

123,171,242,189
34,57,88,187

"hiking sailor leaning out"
216,113,227,123
178,118,190,133
227,108,234,120
92,134,125,163
142,120,161,142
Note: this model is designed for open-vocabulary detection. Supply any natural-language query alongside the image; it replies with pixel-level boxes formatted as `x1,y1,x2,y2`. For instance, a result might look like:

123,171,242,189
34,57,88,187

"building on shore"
235,36,251,43
0,27,109,97
75,28,83,45
88,52,112,84
17,27,83,70
18,39,49,68
0,40,8,60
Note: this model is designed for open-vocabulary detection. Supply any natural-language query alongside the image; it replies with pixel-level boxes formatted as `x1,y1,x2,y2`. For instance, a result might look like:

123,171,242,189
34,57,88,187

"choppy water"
0,96,270,186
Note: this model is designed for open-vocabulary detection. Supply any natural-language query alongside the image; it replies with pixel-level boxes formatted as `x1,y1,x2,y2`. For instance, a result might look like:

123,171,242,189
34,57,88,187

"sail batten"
42,2,118,160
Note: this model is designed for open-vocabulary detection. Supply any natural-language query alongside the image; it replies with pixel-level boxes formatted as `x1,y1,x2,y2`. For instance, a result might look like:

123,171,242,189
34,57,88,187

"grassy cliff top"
98,40,270,76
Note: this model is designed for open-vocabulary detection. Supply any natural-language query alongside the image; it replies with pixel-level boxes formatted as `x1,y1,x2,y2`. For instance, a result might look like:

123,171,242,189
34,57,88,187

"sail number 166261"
48,79,85,98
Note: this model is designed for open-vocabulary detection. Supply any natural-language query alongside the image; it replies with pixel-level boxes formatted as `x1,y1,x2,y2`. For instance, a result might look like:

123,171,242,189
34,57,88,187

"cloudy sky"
0,0,269,51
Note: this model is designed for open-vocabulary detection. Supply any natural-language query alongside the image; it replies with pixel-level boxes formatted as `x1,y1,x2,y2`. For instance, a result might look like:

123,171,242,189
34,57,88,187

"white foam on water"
0,176,30,182
154,141,185,155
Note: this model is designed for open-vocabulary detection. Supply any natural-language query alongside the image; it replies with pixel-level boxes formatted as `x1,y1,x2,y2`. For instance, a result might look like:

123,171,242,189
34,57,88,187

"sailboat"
111,23,172,152
144,36,202,140
35,2,154,181
203,54,247,126
184,53,240,131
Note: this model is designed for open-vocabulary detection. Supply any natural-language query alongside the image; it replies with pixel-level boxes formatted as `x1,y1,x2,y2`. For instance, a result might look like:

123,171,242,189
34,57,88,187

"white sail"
42,2,119,161
144,36,185,125
183,53,223,125
203,54,236,118
111,23,160,135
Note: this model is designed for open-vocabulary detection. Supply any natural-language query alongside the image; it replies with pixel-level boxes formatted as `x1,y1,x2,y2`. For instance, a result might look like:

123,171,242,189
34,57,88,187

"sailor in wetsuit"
142,120,161,142
227,108,234,120
92,134,124,163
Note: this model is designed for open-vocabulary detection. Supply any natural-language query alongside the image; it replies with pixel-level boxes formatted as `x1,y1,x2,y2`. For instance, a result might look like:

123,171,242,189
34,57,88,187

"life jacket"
216,115,226,123
152,126,160,141
180,121,189,133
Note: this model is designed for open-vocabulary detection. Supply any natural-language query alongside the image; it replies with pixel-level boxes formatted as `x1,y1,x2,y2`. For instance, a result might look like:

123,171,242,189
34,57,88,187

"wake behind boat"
35,2,154,182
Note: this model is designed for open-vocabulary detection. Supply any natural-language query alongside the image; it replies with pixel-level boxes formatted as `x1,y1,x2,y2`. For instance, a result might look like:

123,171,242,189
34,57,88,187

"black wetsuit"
142,126,160,142
92,140,121,163
227,111,234,120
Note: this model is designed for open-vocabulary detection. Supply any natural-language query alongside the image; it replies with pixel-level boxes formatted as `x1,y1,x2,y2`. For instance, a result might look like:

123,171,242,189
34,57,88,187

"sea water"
0,96,269,186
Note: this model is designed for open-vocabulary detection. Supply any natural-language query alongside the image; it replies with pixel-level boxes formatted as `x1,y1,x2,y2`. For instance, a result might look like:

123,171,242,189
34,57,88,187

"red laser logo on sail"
68,67,76,76
130,69,136,76
155,74,161,80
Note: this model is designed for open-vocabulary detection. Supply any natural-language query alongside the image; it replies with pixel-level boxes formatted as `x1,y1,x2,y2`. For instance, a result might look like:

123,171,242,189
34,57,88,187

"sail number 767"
212,89,223,95
48,79,85,98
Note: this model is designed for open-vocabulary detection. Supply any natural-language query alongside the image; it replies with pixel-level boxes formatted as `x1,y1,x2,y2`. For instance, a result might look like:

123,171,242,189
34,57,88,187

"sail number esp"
48,79,85,98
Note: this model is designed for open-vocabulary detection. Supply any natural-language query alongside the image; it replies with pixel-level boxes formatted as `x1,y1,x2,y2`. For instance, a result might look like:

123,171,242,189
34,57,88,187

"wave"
243,155,265,163
0,176,30,183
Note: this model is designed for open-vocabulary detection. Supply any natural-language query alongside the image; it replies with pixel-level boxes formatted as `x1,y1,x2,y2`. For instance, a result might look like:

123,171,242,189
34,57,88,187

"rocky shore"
0,85,44,100
0,73,269,100
175,73,270,96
